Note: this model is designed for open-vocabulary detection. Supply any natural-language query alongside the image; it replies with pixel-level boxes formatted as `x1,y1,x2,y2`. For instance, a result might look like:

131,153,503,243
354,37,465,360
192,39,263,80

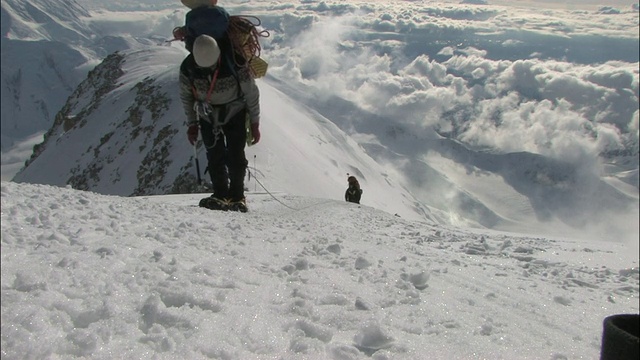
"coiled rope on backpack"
228,15,270,77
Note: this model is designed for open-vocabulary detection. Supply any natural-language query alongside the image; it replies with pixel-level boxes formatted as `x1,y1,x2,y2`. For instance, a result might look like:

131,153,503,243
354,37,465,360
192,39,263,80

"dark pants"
345,187,362,204
199,109,248,201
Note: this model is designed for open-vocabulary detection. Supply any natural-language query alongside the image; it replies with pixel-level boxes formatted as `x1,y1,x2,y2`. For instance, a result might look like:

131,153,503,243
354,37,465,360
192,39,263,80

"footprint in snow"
353,322,394,356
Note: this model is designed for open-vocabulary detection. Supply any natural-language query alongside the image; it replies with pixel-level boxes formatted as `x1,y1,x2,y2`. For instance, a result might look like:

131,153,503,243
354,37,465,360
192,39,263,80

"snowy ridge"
11,43,640,238
0,0,183,150
1,0,91,42
1,181,638,359
13,47,188,196
12,45,431,221
1,0,94,149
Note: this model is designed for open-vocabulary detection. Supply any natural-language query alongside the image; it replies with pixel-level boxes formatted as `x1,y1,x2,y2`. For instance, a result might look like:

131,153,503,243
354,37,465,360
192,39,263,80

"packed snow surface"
1,181,638,359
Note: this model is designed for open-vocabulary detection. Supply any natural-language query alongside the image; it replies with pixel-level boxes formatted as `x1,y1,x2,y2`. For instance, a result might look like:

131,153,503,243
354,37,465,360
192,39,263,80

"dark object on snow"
199,196,247,212
345,175,363,204
199,196,229,211
600,314,639,360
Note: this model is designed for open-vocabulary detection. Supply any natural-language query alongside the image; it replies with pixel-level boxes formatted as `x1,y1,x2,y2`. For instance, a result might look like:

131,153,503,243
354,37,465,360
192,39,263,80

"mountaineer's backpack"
172,3,269,78
183,5,229,53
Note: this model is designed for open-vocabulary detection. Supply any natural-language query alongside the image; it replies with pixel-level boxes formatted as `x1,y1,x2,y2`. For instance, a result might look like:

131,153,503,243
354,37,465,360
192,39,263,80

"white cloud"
597,6,623,14
437,46,456,56
630,110,640,136
266,7,638,169
460,0,489,5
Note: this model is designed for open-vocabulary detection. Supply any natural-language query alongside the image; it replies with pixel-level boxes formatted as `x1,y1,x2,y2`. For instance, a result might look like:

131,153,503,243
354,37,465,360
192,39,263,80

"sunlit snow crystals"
400,270,430,290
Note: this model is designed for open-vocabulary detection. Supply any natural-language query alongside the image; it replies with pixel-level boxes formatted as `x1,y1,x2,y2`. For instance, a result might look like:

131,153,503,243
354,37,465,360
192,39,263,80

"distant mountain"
0,0,180,150
12,46,440,224
1,0,91,149
1,0,91,41
13,47,189,196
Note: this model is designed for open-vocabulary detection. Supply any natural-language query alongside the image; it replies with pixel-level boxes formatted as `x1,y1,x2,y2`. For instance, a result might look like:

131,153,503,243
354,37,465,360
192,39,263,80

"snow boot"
199,196,229,211
228,198,248,213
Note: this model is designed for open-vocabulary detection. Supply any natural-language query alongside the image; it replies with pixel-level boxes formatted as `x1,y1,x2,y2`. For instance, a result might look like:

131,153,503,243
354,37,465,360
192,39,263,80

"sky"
1,180,638,359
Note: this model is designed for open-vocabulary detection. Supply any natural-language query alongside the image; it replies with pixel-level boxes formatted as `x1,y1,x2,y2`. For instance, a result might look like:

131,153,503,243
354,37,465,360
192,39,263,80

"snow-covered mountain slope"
1,0,91,42
13,44,640,238
13,47,184,194
0,0,183,150
1,181,638,359
265,75,639,238
12,45,432,222
1,0,93,149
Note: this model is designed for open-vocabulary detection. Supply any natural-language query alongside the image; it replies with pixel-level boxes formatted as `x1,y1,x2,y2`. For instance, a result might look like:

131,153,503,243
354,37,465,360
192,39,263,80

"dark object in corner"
601,314,639,360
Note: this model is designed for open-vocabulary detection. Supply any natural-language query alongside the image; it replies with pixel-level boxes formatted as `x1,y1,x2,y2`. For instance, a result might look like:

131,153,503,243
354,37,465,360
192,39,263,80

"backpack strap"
188,61,247,125
190,57,221,103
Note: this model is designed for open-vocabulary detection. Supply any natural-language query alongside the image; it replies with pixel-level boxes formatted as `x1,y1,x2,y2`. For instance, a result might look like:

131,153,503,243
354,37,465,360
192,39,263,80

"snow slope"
1,181,638,359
